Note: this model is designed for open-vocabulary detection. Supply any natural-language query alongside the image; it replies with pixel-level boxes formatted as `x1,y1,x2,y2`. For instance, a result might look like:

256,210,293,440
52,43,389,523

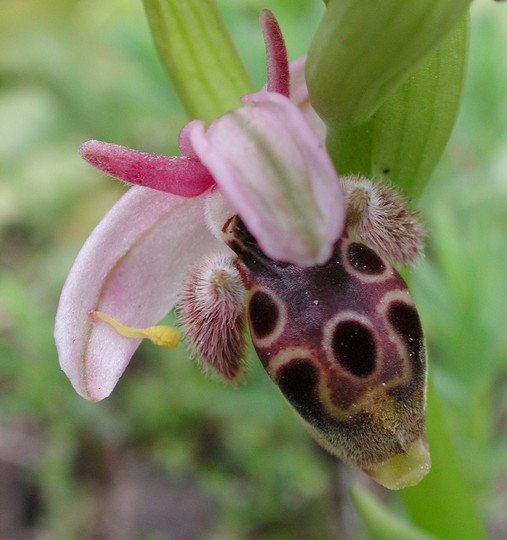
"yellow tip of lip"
90,311,180,348
365,436,431,490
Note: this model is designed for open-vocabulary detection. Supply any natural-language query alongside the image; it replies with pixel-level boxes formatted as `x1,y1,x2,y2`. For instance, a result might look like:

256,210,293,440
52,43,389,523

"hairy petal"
55,187,228,401
342,176,425,266
190,93,345,266
178,252,247,382
260,9,290,97
80,140,215,197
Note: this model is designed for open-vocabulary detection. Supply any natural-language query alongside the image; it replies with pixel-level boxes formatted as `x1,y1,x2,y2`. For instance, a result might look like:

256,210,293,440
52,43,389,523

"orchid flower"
55,10,430,489
55,10,344,402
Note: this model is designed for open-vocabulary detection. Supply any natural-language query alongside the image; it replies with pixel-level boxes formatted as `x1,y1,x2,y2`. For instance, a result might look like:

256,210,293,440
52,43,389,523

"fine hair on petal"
341,175,425,266
177,253,247,382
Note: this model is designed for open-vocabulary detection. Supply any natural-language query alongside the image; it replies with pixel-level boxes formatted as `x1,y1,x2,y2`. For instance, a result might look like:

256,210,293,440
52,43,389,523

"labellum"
222,214,430,490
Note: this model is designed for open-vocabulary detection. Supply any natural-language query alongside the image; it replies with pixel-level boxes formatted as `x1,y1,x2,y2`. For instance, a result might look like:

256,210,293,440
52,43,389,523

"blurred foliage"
0,0,506,539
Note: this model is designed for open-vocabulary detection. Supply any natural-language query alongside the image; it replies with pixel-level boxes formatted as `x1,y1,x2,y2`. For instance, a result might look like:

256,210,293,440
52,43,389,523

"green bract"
307,0,472,129
326,15,469,199
142,0,252,123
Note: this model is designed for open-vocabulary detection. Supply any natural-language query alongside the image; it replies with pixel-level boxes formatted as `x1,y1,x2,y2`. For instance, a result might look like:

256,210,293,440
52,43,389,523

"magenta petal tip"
80,139,215,198
260,9,290,98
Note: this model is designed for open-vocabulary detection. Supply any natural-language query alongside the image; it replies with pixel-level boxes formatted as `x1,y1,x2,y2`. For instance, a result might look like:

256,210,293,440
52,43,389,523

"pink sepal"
54,187,228,400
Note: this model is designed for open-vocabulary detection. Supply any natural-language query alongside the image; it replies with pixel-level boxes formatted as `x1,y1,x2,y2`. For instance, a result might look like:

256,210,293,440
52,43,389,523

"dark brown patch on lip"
387,301,425,400
331,320,376,377
388,301,424,364
275,359,406,467
276,359,326,428
249,291,279,340
237,233,427,469
348,242,386,275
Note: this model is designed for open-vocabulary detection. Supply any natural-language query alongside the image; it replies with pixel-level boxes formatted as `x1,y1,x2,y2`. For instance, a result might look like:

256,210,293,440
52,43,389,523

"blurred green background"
1,0,506,538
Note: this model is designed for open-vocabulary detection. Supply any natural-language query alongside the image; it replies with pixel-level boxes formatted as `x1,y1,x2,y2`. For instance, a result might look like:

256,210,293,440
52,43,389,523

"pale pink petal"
190,92,345,266
55,187,228,401
289,57,326,141
204,189,236,241
178,122,200,159
255,57,326,141
260,9,289,97
80,140,214,197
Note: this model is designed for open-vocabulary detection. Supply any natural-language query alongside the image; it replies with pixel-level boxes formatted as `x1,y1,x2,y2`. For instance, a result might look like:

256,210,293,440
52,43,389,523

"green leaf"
350,485,439,540
326,120,375,179
370,15,469,198
307,0,472,129
142,0,253,123
326,15,469,199
399,377,488,540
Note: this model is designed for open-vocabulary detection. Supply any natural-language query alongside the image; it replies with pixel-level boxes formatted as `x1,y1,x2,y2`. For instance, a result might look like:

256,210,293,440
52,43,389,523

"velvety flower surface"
55,23,344,400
